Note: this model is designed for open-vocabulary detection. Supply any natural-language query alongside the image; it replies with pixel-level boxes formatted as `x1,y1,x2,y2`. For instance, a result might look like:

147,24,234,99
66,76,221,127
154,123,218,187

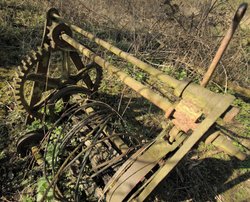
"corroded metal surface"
205,131,246,161
135,94,235,201
105,132,186,202
61,33,174,113
15,10,103,120
15,4,248,202
52,13,182,90
201,3,248,87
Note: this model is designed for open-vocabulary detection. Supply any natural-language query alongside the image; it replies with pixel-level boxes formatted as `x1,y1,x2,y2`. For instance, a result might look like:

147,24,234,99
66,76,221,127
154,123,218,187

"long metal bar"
136,94,234,201
61,33,174,113
52,13,182,89
200,3,248,87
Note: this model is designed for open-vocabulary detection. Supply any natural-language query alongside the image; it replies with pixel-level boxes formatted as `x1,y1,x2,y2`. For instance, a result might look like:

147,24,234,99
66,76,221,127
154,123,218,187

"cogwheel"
15,43,103,120
46,22,57,49
15,43,51,118
47,22,73,50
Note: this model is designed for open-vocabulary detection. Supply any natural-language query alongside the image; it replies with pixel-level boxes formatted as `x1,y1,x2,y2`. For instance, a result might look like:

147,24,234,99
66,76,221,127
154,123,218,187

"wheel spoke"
69,51,95,89
27,73,61,88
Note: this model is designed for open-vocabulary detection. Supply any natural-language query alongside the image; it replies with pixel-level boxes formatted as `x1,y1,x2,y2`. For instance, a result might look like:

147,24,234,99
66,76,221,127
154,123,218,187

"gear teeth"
43,43,50,51
22,65,28,71
16,99,23,106
47,31,52,38
47,28,56,49
47,24,55,34
31,50,38,61
47,34,52,42
15,71,19,78
47,24,56,49
15,88,20,95
15,83,22,88
15,83,21,88
18,65,28,73
15,90,22,99
15,94,21,101
50,41,56,49
26,56,32,65
15,44,49,119
15,77,22,84
21,60,27,67
37,47,43,56
17,66,25,76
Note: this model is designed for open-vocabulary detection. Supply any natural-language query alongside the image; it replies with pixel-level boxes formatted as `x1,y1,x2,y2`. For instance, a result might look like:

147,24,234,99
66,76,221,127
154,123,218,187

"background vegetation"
0,0,249,201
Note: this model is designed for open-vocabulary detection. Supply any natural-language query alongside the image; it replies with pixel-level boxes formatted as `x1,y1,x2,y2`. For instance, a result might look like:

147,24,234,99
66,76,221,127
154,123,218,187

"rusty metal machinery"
15,3,249,202
15,9,103,120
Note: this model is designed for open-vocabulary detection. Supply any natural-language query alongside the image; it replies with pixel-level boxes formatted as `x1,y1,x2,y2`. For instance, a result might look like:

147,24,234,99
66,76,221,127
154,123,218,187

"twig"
221,63,228,93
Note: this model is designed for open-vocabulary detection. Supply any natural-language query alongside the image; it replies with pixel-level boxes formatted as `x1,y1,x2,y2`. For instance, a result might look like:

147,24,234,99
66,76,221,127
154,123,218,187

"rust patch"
172,99,202,133
223,107,240,123
172,111,198,133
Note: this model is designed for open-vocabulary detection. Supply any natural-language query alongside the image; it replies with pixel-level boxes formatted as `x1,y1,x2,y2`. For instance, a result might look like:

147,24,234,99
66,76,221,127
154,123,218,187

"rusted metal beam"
136,94,234,201
61,33,174,113
26,9,58,123
52,13,183,90
205,131,246,161
16,6,248,202
105,133,186,202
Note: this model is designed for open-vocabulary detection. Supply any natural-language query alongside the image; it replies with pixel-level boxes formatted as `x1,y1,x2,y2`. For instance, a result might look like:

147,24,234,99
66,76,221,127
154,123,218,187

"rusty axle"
52,12,183,90
61,33,174,113
15,4,249,202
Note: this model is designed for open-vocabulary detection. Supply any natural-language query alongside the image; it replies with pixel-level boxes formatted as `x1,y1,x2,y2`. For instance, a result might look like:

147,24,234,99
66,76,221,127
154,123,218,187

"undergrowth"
0,0,249,201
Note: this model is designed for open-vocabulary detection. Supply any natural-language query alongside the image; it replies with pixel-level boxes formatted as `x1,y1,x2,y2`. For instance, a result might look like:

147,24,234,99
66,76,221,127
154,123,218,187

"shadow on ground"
147,156,250,202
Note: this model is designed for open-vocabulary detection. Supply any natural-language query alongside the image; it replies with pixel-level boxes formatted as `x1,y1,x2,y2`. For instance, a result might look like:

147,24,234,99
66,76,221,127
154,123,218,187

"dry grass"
46,0,250,92
0,0,249,201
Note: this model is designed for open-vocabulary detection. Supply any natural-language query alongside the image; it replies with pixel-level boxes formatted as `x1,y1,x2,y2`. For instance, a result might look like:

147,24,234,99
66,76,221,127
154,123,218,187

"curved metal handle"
201,3,248,87
233,3,248,23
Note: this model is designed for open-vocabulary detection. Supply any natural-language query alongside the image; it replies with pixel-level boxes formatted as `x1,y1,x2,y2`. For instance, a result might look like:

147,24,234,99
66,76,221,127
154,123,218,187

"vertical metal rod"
200,3,248,87
62,51,70,80
61,33,174,113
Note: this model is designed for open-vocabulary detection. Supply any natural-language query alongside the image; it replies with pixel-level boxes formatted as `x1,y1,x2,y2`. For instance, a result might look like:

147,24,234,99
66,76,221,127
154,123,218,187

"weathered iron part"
15,9,103,120
17,130,46,165
135,94,235,202
52,13,184,90
61,33,174,113
25,8,57,122
60,33,239,126
103,91,241,201
15,5,249,202
222,106,240,123
15,44,51,119
104,131,186,202
15,46,96,119
50,8,247,201
17,130,46,157
201,3,248,87
41,100,138,201
205,131,246,160
175,83,233,114
52,3,249,94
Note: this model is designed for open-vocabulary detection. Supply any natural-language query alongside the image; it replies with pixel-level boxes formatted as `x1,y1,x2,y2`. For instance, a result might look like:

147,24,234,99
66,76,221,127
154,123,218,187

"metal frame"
16,3,248,202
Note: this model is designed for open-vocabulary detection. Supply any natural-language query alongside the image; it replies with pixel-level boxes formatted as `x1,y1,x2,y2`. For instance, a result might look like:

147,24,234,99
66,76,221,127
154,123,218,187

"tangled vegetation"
0,0,250,201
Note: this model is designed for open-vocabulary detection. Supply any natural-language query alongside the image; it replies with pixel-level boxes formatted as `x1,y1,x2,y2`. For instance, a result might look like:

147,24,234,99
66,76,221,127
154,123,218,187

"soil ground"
1,1,250,201
0,62,250,202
